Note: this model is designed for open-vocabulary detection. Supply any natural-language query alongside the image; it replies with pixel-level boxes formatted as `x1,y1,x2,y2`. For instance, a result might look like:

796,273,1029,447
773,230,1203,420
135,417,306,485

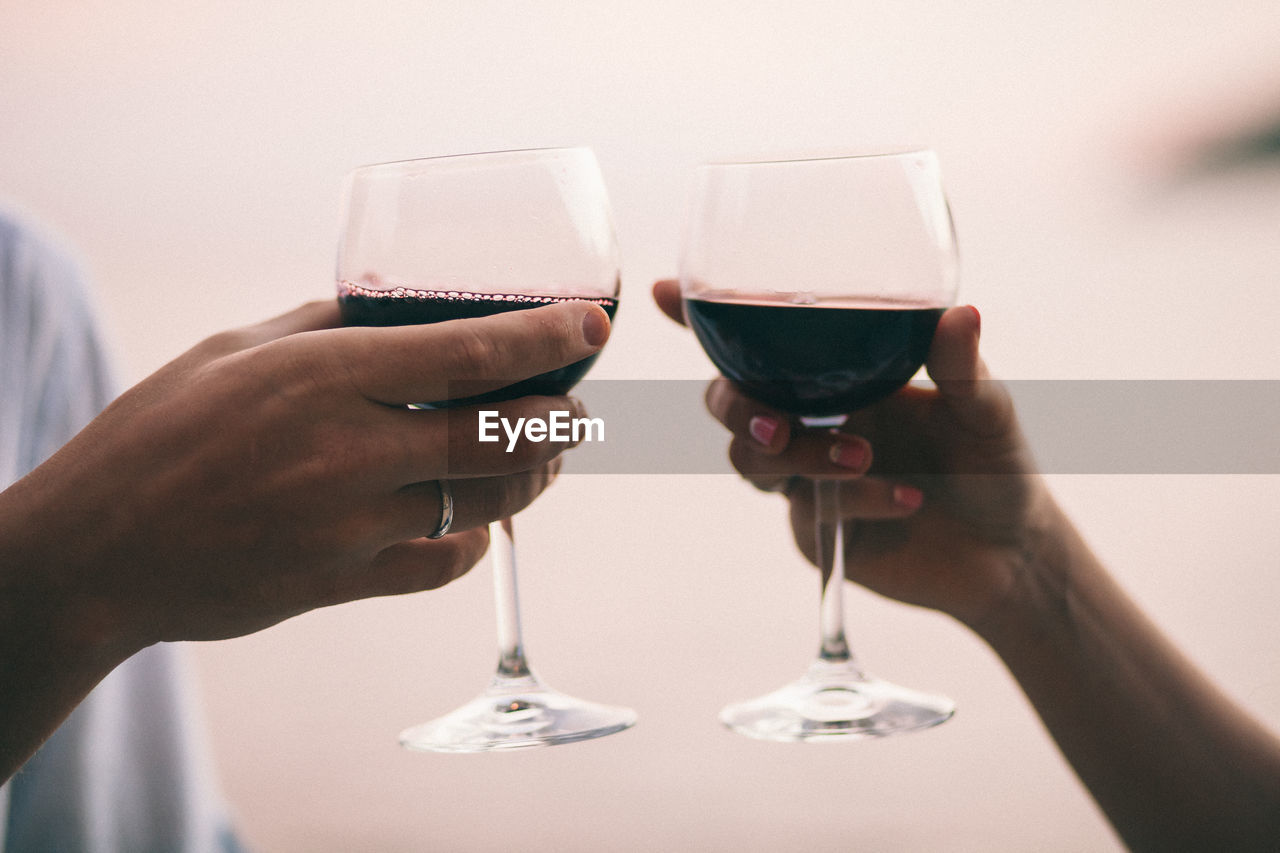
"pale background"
4,2,1280,850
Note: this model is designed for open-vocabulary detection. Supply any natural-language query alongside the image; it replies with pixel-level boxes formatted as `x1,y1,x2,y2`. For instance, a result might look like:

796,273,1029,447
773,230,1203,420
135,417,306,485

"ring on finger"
427,479,454,539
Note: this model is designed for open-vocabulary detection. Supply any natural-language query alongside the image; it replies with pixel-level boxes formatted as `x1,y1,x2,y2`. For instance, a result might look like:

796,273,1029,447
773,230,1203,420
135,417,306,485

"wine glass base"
399,680,636,753
719,661,954,742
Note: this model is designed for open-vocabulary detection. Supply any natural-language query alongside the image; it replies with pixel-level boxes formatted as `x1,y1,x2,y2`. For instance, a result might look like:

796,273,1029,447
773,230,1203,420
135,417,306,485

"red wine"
339,281,618,405
683,294,945,416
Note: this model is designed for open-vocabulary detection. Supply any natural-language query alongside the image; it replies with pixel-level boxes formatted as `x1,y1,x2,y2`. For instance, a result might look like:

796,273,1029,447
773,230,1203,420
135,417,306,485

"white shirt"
0,209,240,853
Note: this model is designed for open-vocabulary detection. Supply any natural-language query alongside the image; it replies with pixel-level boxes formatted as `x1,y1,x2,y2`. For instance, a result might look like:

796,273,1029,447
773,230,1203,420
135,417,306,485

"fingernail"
748,415,779,447
828,441,867,470
893,484,924,510
581,306,610,347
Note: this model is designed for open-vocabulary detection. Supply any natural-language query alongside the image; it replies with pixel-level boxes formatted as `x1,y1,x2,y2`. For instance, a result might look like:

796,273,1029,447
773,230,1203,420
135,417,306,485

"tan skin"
0,298,611,783
655,279,1280,852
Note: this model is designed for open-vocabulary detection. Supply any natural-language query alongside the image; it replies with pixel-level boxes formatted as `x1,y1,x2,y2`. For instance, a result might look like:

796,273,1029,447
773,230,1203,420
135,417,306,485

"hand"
0,298,611,652
653,279,1047,628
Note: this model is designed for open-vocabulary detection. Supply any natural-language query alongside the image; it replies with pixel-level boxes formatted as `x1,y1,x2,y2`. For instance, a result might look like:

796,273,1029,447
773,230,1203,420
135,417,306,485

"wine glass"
336,147,635,751
679,148,959,741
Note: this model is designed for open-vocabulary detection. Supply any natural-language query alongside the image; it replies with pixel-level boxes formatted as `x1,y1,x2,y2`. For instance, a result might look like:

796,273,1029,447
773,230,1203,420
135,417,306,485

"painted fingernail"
749,415,779,447
894,484,924,510
581,305,610,347
828,441,867,470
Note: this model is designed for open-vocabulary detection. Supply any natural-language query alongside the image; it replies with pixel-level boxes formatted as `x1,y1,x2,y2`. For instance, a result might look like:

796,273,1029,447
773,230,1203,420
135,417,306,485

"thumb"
926,305,1015,438
652,279,687,327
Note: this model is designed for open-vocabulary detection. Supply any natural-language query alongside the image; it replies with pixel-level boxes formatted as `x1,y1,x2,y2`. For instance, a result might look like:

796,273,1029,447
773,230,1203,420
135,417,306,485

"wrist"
961,490,1088,653
0,480,143,677
0,480,143,781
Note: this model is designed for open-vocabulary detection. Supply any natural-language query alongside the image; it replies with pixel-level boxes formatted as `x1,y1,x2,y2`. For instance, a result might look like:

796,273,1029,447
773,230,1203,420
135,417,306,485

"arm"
977,499,1280,851
654,278,1280,851
0,298,611,782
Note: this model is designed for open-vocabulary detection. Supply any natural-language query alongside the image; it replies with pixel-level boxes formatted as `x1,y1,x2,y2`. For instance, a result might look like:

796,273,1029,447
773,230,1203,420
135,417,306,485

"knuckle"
449,326,504,374
311,420,380,479
325,510,378,555
275,339,345,401
536,305,577,359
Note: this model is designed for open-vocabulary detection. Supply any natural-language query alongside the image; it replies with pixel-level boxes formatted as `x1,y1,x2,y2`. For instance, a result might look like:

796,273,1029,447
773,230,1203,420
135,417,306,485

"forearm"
0,613,130,783
0,480,139,783
974,499,1280,851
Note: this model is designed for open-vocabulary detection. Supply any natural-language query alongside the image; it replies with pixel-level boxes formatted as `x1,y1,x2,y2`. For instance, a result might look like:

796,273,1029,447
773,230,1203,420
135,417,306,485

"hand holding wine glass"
658,279,1280,851
0,295,607,781
336,147,634,752
655,282,1044,629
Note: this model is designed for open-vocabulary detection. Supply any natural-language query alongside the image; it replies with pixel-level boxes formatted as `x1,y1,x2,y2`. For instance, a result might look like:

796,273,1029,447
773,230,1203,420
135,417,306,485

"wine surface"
683,294,945,416
339,281,618,404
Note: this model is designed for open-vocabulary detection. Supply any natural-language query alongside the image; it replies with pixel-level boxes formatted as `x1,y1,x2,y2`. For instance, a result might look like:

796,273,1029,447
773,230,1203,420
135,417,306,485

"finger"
336,300,611,406
197,301,344,358
652,279,686,326
392,457,562,535
373,395,588,483
704,378,792,454
788,477,926,529
728,432,872,482
247,300,344,342
741,471,796,494
925,305,1016,438
363,527,491,596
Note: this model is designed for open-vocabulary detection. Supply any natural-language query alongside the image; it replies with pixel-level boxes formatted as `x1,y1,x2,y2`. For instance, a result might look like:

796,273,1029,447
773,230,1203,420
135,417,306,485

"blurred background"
4,1,1280,850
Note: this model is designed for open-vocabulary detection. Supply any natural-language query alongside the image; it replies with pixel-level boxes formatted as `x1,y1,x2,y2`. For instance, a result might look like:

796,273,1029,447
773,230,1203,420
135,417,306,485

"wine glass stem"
490,518,534,681
815,479,852,664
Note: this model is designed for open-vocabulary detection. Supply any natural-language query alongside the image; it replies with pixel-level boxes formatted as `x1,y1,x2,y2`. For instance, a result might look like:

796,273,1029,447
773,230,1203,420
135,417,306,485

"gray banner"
450,380,1280,475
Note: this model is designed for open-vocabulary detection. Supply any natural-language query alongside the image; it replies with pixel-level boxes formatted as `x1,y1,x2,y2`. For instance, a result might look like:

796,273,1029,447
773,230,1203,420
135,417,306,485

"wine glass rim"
699,146,936,167
348,146,595,174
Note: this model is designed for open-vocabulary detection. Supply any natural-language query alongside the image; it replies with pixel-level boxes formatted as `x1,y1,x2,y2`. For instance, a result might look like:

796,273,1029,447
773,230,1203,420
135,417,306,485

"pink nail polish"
828,441,867,469
748,415,779,447
894,484,924,510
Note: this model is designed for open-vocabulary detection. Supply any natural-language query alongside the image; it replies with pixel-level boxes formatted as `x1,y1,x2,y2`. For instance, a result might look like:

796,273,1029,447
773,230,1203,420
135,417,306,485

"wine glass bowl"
336,147,635,752
680,148,958,741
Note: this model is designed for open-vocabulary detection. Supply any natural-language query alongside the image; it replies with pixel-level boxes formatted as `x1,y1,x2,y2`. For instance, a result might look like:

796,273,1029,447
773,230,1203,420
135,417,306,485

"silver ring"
427,479,454,539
